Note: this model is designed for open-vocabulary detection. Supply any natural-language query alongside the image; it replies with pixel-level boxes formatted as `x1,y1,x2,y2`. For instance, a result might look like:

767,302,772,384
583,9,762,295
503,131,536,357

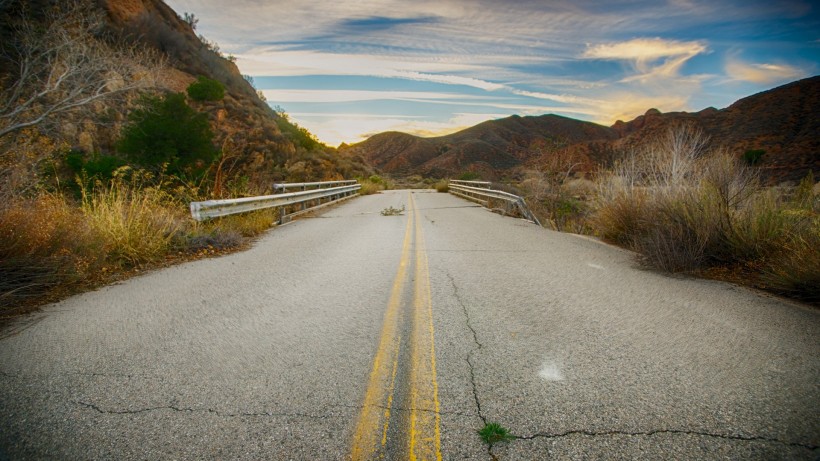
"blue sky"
166,0,819,146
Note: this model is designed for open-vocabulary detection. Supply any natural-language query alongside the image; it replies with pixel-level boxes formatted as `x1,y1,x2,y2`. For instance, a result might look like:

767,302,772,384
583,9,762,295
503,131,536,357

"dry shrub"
764,227,820,303
359,181,384,195
591,124,819,302
359,175,391,195
0,194,96,313
434,180,449,193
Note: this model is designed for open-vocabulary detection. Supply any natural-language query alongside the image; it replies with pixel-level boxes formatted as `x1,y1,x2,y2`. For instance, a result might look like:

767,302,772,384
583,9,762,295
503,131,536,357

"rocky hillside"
0,0,371,195
343,76,819,183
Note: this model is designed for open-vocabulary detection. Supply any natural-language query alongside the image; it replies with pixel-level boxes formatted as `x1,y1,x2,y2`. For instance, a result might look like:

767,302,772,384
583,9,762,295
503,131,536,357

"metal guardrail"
448,181,542,226
190,182,361,223
273,180,357,193
449,180,492,187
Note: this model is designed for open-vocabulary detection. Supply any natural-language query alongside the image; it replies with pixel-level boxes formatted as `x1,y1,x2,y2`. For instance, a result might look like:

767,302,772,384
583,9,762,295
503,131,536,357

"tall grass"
81,176,184,266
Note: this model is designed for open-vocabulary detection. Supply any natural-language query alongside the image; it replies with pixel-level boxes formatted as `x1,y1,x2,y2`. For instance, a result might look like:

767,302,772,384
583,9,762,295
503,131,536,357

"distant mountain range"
341,76,819,183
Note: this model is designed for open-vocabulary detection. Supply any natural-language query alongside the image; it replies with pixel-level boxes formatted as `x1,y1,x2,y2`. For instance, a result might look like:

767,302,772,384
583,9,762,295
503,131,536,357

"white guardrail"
448,180,542,226
190,181,361,223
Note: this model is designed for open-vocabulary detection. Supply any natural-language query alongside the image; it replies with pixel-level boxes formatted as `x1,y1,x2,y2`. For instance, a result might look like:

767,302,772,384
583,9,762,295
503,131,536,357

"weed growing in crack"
380,205,405,216
479,422,515,445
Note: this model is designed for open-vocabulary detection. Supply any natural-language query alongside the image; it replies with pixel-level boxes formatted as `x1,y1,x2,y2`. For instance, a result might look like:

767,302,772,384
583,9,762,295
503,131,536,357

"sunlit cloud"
594,93,690,124
583,38,707,82
291,112,508,146
510,89,601,105
725,59,807,84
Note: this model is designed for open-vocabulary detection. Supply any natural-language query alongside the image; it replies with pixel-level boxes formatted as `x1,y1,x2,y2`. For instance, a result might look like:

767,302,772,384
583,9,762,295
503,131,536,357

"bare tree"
0,0,165,139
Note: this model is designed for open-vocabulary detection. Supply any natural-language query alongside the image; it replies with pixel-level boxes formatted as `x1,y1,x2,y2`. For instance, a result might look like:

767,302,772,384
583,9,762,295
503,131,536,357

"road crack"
446,272,498,460
515,428,819,451
73,401,335,420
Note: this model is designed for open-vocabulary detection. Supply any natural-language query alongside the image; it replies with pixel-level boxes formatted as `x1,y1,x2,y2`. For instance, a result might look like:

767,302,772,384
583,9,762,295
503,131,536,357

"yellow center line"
351,197,414,460
409,193,442,461
351,192,441,460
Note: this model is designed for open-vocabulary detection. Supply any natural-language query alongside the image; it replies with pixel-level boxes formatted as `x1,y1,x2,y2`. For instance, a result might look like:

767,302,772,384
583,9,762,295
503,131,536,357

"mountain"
342,114,618,179
342,76,820,183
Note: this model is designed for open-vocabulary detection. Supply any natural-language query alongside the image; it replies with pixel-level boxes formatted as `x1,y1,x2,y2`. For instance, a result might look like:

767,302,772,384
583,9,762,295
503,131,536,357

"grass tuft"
478,422,515,445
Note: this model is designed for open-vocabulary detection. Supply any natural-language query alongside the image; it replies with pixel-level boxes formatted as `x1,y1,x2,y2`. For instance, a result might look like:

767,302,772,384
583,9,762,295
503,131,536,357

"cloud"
511,89,601,105
594,93,690,124
289,112,508,146
260,89,492,103
583,38,707,82
725,59,807,84
338,15,440,31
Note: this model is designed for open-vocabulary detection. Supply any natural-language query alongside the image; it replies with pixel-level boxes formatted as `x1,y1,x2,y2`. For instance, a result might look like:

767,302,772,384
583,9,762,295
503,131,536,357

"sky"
166,0,819,147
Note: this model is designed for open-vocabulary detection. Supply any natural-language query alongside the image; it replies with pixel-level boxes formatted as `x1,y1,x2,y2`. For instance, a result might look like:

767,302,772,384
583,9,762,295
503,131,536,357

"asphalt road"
1,190,818,460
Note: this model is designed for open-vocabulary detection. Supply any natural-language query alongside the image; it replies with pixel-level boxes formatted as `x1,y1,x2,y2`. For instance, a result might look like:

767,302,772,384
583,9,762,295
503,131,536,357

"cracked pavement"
1,190,819,460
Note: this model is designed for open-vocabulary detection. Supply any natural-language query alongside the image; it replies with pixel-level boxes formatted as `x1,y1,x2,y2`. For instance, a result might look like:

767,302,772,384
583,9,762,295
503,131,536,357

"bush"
117,93,217,176
434,180,449,192
743,149,765,166
187,75,225,101
65,151,126,181
458,171,480,181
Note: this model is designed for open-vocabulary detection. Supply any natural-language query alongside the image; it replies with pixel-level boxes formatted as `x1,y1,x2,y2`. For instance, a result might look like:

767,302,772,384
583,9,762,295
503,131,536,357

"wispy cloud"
725,59,807,84
583,38,708,82
260,89,494,103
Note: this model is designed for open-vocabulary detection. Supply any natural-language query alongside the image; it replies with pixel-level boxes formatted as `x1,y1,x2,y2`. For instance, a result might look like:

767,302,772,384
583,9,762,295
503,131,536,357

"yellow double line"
351,193,442,461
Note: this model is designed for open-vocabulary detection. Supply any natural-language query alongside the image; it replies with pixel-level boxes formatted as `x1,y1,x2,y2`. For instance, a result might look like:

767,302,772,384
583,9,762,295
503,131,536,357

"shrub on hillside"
187,76,225,101
117,93,217,176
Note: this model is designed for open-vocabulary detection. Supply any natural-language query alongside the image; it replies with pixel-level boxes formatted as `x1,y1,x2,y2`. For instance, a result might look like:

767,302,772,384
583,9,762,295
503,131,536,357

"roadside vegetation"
518,124,818,304
0,1,366,318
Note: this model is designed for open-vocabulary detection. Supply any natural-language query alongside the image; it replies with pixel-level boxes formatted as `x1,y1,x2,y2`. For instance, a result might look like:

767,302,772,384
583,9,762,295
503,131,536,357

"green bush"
117,93,217,176
458,171,480,181
743,149,765,165
186,75,225,101
65,151,126,181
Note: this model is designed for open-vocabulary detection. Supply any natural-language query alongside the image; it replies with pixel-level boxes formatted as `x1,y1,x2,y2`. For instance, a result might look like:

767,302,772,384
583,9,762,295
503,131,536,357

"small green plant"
743,149,765,166
380,205,405,216
478,422,515,445
459,171,480,181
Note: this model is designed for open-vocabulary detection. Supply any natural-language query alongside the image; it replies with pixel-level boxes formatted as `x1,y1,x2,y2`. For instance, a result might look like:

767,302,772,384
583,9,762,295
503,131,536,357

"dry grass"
0,193,98,315
434,179,449,193
81,179,184,267
0,172,281,317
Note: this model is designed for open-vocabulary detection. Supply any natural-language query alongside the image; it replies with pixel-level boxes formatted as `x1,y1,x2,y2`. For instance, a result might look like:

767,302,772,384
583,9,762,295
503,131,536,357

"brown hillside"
342,114,617,179
346,77,819,183
607,76,820,183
